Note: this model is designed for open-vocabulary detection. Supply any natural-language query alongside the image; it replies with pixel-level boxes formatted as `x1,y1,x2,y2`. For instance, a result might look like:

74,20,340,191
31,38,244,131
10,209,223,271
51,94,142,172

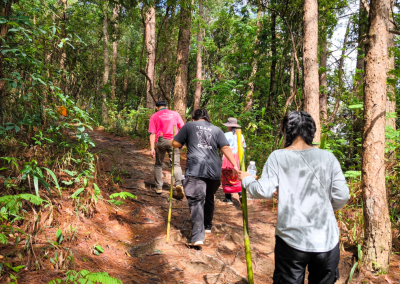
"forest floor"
6,128,400,284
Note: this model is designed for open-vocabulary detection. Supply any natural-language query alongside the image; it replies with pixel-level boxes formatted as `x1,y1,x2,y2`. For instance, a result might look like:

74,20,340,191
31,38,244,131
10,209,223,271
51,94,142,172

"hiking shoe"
188,241,203,247
223,198,233,205
155,188,162,194
175,185,184,200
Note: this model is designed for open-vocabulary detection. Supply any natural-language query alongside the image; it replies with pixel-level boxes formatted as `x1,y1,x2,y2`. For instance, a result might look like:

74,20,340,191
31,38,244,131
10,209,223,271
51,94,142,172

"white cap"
250,161,255,165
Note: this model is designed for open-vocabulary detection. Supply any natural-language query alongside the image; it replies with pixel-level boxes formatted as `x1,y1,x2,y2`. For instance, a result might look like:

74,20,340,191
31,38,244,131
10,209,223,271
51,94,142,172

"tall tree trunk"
362,0,391,272
111,4,118,100
386,0,396,160
245,5,262,112
319,40,328,121
173,1,192,121
193,0,203,111
102,3,110,124
303,0,320,143
0,0,12,122
144,5,156,109
354,0,368,97
269,7,277,109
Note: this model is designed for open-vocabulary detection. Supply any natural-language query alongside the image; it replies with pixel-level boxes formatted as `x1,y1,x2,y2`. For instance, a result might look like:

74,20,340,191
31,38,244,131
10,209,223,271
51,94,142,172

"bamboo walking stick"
236,128,254,284
166,126,176,242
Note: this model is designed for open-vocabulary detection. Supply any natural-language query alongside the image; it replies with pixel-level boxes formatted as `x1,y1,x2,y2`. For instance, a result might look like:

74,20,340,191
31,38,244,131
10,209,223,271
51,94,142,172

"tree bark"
111,4,118,100
269,7,277,109
0,0,12,121
362,0,391,272
193,0,203,111
319,40,328,121
102,3,110,124
144,5,156,109
303,0,320,143
386,0,396,160
173,1,192,121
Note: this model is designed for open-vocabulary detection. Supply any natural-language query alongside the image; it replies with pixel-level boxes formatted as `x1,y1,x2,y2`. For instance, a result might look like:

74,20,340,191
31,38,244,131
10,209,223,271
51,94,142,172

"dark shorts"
273,236,340,284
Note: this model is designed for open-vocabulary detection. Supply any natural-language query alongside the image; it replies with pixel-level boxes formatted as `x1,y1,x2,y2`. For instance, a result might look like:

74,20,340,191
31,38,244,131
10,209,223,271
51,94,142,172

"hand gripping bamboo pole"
236,129,254,284
166,126,175,242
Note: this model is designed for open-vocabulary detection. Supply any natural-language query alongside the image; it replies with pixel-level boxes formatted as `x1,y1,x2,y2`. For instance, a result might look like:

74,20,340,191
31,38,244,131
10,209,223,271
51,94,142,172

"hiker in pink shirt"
149,101,185,198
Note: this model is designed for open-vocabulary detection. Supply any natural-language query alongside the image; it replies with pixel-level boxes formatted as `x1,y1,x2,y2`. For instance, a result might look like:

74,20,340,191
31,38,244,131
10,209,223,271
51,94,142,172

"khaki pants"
155,138,182,189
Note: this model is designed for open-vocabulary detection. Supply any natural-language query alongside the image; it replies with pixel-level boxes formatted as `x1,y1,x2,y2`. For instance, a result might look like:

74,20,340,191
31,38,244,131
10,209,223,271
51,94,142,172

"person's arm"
221,146,239,173
148,115,156,158
170,139,182,148
331,158,350,211
150,134,156,158
171,124,187,148
238,154,278,199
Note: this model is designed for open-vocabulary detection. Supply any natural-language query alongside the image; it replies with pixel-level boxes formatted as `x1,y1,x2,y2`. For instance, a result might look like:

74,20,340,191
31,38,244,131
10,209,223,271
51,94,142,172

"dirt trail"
84,129,390,284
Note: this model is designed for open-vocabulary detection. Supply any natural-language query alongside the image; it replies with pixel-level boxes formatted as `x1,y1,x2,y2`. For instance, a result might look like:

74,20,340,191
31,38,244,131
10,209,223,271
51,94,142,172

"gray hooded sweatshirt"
242,148,350,252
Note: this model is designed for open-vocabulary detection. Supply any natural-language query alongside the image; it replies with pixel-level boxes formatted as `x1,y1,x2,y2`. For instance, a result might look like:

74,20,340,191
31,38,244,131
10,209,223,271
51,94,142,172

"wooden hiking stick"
166,126,175,242
236,129,254,284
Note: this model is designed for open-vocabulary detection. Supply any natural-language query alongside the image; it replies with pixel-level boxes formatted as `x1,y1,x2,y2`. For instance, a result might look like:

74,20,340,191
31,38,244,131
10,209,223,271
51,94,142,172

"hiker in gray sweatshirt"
239,111,349,284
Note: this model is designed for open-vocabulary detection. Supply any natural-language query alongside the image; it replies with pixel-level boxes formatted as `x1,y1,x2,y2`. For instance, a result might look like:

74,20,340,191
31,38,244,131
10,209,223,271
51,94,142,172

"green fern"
109,192,136,200
47,269,123,284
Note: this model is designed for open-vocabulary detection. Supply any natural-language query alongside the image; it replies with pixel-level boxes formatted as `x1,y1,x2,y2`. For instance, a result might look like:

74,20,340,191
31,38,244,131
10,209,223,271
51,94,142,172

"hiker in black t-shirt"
171,109,238,246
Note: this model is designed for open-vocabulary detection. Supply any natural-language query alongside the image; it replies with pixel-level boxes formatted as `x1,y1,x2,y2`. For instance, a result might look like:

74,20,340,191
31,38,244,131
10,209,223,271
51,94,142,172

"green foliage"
108,192,136,206
0,194,47,223
47,269,123,284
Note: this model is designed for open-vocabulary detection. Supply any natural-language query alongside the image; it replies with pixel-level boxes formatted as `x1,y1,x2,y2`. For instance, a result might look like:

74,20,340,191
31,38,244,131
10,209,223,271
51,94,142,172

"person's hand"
232,166,240,176
150,149,156,158
238,170,252,181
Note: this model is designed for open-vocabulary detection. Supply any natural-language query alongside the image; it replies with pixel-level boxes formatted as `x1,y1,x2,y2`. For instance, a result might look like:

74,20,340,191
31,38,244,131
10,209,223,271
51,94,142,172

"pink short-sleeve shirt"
148,109,185,142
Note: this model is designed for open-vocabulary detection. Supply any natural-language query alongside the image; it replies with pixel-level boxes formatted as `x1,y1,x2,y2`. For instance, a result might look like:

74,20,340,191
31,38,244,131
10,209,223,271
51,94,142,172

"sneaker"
175,185,184,200
154,188,162,194
187,241,203,246
223,198,233,205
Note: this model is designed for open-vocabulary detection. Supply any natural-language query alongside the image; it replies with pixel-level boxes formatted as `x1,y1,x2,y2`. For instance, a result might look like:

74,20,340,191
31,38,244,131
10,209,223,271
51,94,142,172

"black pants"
273,236,340,284
182,176,220,242
225,192,242,204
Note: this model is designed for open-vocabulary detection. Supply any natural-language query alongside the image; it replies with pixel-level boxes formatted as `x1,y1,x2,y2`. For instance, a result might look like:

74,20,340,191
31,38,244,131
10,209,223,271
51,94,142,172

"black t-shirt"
174,121,229,180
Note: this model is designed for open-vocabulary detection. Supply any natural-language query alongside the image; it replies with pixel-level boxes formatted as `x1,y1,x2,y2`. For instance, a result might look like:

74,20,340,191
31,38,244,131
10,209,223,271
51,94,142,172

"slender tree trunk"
354,0,368,97
386,0,396,160
319,40,328,121
102,3,110,124
362,0,391,272
245,6,262,112
60,0,68,95
303,0,320,143
269,7,277,109
145,5,156,109
289,50,295,96
0,0,12,122
193,0,203,111
111,4,118,100
173,1,192,121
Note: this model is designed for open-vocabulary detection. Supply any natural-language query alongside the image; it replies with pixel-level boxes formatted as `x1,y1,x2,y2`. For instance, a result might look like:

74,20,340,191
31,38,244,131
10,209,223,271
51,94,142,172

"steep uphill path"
31,127,398,284
88,128,277,284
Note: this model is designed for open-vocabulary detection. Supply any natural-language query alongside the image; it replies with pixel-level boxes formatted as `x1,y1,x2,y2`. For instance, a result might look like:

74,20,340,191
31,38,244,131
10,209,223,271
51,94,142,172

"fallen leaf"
385,275,393,283
125,251,132,257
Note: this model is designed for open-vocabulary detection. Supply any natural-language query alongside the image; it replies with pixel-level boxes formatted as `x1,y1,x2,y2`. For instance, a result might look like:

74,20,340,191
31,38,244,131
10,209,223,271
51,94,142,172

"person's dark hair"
156,100,167,107
192,109,211,123
283,111,316,147
231,127,237,135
